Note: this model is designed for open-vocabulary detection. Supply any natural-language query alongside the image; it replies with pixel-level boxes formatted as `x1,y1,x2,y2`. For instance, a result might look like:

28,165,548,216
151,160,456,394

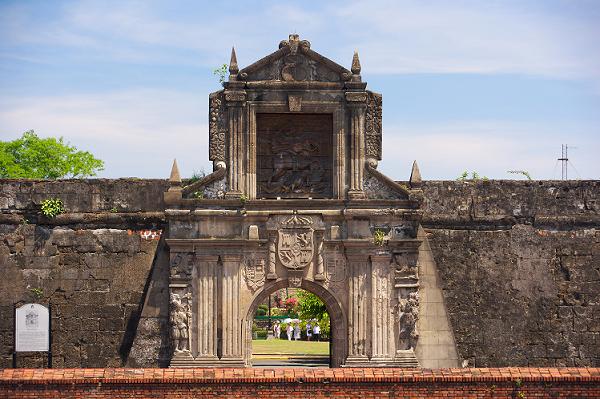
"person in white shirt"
293,323,301,341
313,323,321,341
286,324,293,341
306,322,312,341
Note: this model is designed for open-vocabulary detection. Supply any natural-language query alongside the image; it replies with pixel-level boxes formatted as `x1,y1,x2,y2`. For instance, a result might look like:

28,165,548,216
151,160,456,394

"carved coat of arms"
243,259,266,291
277,215,314,269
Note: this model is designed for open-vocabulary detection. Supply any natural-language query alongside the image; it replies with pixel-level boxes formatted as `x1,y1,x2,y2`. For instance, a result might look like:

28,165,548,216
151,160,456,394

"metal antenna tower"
558,144,568,180
557,144,574,180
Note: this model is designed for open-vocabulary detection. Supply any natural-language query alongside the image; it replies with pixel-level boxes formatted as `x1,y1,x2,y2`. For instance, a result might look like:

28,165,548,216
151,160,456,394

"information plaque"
15,303,50,352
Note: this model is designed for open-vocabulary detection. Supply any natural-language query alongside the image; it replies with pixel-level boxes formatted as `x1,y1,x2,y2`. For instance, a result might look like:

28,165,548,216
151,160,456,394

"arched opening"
243,279,347,367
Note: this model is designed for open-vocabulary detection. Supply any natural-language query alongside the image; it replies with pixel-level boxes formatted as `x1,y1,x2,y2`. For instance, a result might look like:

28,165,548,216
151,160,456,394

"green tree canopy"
296,290,328,322
0,130,104,179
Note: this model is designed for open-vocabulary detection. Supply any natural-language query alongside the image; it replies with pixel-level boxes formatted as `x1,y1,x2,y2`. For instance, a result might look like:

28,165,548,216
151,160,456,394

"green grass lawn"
251,339,329,355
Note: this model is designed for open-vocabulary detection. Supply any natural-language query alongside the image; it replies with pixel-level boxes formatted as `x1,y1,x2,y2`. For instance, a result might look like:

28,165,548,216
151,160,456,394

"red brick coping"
1,367,599,384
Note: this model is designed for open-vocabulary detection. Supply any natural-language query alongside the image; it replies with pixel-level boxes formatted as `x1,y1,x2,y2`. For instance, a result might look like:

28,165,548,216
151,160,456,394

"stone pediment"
236,34,352,83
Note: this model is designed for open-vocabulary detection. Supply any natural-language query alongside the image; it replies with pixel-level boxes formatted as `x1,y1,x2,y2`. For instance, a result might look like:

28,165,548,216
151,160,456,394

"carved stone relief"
366,91,382,160
325,245,346,291
395,292,419,350
208,92,226,163
363,172,399,200
278,215,314,269
201,176,227,199
170,252,194,279
393,252,418,286
170,290,192,353
243,257,266,292
257,114,332,198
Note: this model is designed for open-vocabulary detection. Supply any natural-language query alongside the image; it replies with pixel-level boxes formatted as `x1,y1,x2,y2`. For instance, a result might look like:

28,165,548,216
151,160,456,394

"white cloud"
378,121,599,180
0,89,212,178
2,1,598,79
333,1,600,79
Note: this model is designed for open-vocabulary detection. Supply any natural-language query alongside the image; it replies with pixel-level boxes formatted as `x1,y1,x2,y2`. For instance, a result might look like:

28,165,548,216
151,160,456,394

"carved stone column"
314,231,325,280
194,255,218,363
266,231,277,280
370,254,393,363
346,91,367,199
345,252,370,364
224,89,246,198
220,254,244,365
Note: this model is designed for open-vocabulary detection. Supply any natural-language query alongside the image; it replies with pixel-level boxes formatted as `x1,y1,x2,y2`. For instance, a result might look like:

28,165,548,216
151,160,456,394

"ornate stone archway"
243,278,347,367
164,34,424,368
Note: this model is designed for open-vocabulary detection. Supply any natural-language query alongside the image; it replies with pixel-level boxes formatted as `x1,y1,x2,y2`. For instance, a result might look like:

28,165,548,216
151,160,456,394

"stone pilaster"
194,255,218,362
220,254,245,365
345,252,370,364
266,232,277,280
346,91,367,200
314,231,325,280
224,89,246,198
370,254,393,363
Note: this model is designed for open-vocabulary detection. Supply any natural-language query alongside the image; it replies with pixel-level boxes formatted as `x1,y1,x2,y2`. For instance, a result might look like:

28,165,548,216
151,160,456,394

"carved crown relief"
238,34,352,83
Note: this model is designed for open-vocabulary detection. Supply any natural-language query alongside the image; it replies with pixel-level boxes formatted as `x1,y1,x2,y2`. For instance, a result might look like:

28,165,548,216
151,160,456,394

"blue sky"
1,0,599,180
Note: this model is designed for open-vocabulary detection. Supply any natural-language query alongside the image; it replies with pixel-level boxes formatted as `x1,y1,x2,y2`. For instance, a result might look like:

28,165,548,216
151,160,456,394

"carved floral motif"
208,92,226,162
366,91,382,160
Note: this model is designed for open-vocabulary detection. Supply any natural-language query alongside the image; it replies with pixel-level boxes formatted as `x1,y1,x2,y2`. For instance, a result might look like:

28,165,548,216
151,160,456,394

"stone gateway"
164,34,424,367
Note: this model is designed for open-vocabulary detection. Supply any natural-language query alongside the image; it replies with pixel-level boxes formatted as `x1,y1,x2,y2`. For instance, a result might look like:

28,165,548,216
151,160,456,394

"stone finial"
409,160,422,187
351,50,361,75
169,159,181,184
229,47,239,75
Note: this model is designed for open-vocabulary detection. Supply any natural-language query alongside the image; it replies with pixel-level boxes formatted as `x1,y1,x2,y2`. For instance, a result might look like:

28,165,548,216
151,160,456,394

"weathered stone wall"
0,179,170,368
420,180,600,367
1,178,598,368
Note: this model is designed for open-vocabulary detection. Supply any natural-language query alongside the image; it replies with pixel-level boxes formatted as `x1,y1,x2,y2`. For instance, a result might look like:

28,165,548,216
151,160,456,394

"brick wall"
1,368,599,398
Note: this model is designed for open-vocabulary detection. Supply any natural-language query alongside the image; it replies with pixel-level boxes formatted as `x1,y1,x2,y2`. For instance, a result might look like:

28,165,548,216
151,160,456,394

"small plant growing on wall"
373,229,386,246
239,193,248,205
40,198,64,218
507,170,532,180
213,64,228,84
30,287,43,300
